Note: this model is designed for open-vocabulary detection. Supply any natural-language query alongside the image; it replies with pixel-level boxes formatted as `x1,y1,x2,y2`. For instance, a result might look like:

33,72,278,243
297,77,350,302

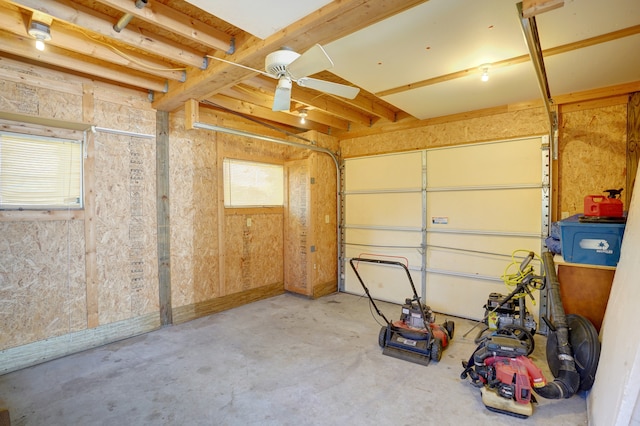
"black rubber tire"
497,324,535,355
444,320,455,340
430,338,443,362
378,326,387,348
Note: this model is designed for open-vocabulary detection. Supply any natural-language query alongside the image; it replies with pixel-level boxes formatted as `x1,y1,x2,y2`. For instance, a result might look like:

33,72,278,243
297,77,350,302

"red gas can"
584,189,623,217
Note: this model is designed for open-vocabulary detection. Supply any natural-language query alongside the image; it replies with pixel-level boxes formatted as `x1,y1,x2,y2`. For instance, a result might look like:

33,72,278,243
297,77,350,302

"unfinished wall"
340,107,550,158
0,58,159,372
558,99,628,217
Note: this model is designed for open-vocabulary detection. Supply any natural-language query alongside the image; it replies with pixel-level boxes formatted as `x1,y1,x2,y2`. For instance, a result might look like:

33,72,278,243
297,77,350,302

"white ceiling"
185,0,333,39
320,0,640,120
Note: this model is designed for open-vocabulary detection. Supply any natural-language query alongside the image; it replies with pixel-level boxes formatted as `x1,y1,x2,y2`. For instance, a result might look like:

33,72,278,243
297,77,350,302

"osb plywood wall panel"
340,107,549,158
559,104,627,216
310,153,338,289
284,159,311,295
0,221,86,350
224,214,284,295
1,59,157,351
169,112,219,307
0,58,83,120
93,96,158,325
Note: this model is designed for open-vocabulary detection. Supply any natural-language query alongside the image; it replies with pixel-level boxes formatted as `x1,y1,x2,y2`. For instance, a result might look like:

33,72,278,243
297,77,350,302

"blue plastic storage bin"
558,215,625,267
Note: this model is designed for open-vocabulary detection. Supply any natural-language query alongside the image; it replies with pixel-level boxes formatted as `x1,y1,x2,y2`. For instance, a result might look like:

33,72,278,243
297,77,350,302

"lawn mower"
460,251,601,418
349,256,455,366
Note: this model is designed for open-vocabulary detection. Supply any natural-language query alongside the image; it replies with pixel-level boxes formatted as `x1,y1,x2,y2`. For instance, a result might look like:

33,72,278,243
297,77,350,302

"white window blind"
223,158,283,207
0,131,83,209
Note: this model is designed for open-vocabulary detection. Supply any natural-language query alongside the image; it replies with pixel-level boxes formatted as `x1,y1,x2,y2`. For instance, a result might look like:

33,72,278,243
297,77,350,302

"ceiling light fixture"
480,64,490,82
28,21,51,51
299,109,308,124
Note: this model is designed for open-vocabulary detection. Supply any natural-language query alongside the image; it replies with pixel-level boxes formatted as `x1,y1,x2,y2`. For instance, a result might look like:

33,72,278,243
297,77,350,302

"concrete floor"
0,292,588,425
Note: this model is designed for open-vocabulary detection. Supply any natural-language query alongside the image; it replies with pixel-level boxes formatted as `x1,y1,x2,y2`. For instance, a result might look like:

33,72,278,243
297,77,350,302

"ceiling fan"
214,44,360,112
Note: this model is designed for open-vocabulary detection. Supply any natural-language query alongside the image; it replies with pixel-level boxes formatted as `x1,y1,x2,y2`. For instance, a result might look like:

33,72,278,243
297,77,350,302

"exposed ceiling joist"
0,31,167,92
7,0,207,68
98,0,234,53
152,0,429,111
0,0,637,139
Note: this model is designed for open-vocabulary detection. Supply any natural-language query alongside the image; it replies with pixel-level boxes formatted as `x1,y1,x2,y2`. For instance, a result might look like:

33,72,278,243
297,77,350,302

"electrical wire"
76,28,187,72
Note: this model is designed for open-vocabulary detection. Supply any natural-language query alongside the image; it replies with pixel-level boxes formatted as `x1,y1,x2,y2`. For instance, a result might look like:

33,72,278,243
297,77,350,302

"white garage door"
342,137,549,321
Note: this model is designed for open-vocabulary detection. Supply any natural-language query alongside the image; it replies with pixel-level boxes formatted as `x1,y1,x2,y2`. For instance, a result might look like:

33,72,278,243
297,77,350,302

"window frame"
0,130,84,211
222,157,284,208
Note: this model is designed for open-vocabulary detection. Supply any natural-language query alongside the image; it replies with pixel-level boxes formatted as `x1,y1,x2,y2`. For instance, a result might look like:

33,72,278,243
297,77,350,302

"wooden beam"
0,30,167,92
207,94,331,133
152,0,429,111
8,0,206,68
184,98,199,130
98,0,233,53
628,92,639,209
156,110,172,326
0,6,185,81
522,0,564,18
82,83,99,329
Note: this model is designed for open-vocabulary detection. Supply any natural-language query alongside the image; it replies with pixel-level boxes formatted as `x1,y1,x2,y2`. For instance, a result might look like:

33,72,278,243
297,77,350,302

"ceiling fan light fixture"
480,64,490,82
28,21,51,51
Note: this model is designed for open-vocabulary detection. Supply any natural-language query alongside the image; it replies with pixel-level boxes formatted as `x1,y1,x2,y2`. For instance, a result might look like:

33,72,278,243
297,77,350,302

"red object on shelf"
584,195,623,217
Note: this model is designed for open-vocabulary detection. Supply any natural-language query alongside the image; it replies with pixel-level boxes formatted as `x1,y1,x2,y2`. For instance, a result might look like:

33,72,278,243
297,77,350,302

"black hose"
536,252,581,399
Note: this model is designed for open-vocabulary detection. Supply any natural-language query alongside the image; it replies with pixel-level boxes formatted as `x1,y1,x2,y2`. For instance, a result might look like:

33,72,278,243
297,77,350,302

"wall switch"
325,215,330,224
246,218,252,227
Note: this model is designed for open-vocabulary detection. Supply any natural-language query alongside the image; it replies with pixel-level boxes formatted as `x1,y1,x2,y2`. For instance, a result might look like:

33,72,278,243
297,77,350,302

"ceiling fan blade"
272,77,292,111
287,44,334,80
296,77,360,99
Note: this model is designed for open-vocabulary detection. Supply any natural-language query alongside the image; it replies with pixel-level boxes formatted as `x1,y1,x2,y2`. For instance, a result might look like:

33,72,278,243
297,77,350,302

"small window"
0,131,83,210
223,158,283,207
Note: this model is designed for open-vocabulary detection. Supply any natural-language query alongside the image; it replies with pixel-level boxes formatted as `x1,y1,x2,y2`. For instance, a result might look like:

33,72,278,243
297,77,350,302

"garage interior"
0,0,639,425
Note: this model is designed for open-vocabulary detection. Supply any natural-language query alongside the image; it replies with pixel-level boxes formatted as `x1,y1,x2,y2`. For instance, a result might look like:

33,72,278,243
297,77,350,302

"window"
0,131,83,210
223,158,283,207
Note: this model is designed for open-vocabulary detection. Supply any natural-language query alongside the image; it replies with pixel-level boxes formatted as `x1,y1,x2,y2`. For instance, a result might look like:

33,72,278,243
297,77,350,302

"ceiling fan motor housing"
265,49,301,76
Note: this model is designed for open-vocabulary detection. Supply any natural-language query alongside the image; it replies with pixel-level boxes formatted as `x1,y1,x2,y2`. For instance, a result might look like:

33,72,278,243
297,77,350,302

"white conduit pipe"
92,126,155,140
192,121,344,290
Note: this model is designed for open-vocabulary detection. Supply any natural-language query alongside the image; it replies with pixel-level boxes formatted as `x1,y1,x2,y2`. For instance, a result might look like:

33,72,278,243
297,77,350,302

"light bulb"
299,109,308,124
35,39,45,51
480,65,490,82
300,116,306,124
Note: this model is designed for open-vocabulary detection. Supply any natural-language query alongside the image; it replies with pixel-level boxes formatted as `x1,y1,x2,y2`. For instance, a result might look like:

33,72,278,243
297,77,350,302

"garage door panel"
346,193,422,228
427,138,542,187
342,137,547,320
426,247,543,279
345,246,422,273
345,228,422,247
427,189,541,233
425,273,540,322
426,233,540,254
345,260,423,304
345,151,423,191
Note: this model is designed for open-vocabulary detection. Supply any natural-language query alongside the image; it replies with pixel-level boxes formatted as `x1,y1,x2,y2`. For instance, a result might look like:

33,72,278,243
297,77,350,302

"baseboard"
0,312,161,375
172,282,285,324
313,280,338,299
